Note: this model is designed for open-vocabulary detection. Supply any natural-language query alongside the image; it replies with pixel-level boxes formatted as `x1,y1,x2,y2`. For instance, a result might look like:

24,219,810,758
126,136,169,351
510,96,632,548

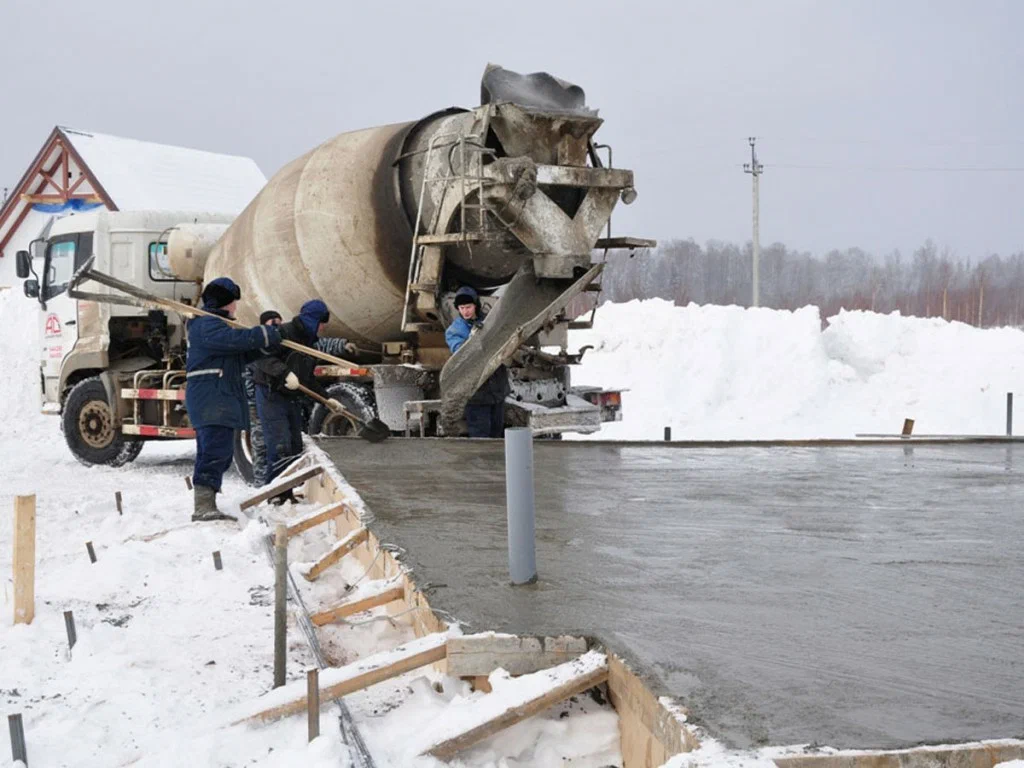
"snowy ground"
4,285,1023,767
571,299,1024,440
0,288,620,767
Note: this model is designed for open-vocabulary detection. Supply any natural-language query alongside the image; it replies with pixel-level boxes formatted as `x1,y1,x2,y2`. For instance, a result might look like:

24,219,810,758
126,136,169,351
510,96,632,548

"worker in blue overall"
185,277,281,521
445,286,510,438
251,300,344,497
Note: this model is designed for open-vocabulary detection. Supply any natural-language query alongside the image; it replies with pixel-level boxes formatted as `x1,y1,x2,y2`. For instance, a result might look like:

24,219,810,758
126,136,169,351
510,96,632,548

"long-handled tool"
293,383,390,443
68,259,390,442
68,259,361,369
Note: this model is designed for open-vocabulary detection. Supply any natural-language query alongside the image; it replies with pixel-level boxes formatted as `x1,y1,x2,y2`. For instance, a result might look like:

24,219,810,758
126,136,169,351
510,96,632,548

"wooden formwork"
300,457,698,767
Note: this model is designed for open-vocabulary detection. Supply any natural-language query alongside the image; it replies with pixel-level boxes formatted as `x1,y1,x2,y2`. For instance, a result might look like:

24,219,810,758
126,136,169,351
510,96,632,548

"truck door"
38,233,90,404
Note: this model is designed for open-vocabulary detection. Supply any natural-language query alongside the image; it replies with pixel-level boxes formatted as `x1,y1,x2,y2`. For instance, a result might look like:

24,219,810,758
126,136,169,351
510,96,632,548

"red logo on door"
44,314,62,337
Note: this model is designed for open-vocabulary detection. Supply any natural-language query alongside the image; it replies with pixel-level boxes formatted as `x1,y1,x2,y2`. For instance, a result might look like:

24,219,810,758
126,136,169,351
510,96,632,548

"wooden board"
310,582,406,627
13,495,36,625
424,651,609,759
773,741,1024,768
302,527,368,581
284,501,348,539
607,653,697,767
239,465,324,511
236,632,449,724
446,634,588,677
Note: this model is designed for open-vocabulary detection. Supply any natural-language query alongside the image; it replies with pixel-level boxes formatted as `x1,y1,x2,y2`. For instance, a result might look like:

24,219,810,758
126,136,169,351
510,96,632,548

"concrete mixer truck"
14,66,654,470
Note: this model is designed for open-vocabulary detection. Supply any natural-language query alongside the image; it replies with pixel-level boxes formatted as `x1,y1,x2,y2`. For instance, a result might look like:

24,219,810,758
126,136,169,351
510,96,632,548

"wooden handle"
293,382,329,407
74,266,360,368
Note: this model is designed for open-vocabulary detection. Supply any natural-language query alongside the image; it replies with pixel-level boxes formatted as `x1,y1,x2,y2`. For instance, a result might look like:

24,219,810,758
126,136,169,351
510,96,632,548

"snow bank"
0,287,49,446
571,299,1024,440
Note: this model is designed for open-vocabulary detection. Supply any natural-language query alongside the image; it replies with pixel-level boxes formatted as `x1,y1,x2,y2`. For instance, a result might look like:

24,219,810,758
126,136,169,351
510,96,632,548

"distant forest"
586,239,1024,328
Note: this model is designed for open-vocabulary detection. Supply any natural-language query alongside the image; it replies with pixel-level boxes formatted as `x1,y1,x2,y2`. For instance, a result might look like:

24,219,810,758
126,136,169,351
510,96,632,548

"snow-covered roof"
60,127,266,213
0,126,267,259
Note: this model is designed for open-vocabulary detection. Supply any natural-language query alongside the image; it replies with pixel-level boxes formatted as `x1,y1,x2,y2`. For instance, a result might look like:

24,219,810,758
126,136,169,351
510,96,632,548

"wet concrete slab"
316,438,1024,750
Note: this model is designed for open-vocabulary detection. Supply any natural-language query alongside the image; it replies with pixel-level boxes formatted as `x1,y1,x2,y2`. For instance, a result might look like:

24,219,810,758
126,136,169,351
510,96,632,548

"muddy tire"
233,429,257,485
307,383,378,437
62,377,144,467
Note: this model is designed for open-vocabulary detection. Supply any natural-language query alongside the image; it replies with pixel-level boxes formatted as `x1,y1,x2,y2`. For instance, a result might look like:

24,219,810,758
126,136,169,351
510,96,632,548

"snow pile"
0,288,49,444
572,299,1024,440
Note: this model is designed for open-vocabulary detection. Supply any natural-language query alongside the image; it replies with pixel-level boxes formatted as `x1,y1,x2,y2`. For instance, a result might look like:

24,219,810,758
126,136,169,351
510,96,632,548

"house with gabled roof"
0,126,266,286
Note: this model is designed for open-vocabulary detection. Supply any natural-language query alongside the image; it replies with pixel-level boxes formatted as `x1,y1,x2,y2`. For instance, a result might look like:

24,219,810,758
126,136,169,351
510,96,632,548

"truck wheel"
233,429,257,485
307,383,378,437
62,377,144,467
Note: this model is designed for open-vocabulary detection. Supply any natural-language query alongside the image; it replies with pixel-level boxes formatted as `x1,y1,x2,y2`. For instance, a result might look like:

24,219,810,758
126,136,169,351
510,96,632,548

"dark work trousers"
464,402,505,438
255,385,304,482
193,424,236,492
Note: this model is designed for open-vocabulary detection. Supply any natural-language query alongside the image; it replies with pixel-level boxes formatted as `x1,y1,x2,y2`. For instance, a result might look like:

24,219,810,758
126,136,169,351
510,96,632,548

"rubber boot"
192,485,236,522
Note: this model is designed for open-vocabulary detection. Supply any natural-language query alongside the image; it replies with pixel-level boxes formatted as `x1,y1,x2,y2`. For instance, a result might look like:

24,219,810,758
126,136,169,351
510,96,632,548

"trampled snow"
571,299,1024,440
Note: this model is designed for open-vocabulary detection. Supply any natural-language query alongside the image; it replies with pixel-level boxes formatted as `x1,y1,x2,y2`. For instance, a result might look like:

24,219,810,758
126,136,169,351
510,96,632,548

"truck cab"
17,209,233,464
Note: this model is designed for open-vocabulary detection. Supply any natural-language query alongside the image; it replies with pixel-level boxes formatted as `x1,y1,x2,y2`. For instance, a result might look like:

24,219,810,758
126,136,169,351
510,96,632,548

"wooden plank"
310,582,406,626
236,632,448,724
284,501,348,539
607,653,697,767
468,676,492,693
424,651,609,759
772,741,1024,768
239,465,323,510
13,495,36,625
446,633,589,677
302,527,368,581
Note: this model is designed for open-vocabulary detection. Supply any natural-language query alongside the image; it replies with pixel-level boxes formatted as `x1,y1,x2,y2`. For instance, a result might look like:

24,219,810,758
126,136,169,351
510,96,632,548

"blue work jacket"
185,312,281,429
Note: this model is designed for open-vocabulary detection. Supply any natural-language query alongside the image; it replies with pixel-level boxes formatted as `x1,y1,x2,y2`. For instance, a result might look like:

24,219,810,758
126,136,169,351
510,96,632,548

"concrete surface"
317,438,1024,749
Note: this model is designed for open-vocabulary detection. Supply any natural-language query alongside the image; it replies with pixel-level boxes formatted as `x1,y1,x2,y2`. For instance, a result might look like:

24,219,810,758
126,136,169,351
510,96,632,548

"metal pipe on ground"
504,428,538,585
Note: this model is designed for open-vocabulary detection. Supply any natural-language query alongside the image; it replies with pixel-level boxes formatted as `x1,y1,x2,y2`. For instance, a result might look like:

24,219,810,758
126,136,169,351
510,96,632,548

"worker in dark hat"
259,310,283,327
185,277,282,521
251,299,344,494
445,286,510,438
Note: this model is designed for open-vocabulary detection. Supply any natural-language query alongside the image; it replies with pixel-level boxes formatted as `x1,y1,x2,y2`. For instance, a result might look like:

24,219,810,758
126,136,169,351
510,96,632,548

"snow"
0,285,622,766
5,280,1023,766
572,299,1024,440
62,127,267,214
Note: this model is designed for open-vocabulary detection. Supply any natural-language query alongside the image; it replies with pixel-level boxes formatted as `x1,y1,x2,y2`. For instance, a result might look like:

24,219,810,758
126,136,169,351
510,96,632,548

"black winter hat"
201,277,241,309
259,310,282,324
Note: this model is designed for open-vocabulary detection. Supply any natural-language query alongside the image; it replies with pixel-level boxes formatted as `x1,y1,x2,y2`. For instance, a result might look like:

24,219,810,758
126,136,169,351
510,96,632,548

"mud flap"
439,261,603,433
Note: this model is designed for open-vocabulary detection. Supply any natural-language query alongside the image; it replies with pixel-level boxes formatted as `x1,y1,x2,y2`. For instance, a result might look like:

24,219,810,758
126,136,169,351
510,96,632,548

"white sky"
1,0,1021,259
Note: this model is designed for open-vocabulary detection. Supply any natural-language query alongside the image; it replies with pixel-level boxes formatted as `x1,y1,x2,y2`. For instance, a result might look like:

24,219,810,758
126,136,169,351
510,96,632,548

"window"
43,233,94,299
44,239,76,297
149,242,182,282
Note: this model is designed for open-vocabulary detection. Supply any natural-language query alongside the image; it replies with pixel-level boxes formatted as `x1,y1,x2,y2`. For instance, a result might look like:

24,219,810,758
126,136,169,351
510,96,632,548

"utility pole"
743,137,763,307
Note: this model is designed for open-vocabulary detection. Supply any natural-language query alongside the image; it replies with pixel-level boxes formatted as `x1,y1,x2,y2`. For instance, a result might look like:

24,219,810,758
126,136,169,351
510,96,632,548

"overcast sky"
2,0,1021,259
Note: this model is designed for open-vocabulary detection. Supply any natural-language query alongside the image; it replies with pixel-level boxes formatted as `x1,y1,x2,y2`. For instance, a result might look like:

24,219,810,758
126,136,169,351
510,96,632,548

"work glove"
284,372,300,390
326,398,344,414
343,342,358,355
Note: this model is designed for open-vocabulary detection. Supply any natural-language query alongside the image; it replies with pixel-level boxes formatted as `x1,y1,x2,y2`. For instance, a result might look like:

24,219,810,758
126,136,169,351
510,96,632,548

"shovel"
293,383,391,443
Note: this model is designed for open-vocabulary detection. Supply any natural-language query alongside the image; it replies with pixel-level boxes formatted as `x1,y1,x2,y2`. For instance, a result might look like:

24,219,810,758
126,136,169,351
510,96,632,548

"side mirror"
24,279,40,299
16,250,31,279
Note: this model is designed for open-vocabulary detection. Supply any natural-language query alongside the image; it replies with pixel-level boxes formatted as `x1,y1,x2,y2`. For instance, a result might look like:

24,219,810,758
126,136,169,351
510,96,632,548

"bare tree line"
584,239,1024,327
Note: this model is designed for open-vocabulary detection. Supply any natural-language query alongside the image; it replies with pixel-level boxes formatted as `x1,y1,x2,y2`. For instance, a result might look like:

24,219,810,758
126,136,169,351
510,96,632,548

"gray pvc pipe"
504,427,538,585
